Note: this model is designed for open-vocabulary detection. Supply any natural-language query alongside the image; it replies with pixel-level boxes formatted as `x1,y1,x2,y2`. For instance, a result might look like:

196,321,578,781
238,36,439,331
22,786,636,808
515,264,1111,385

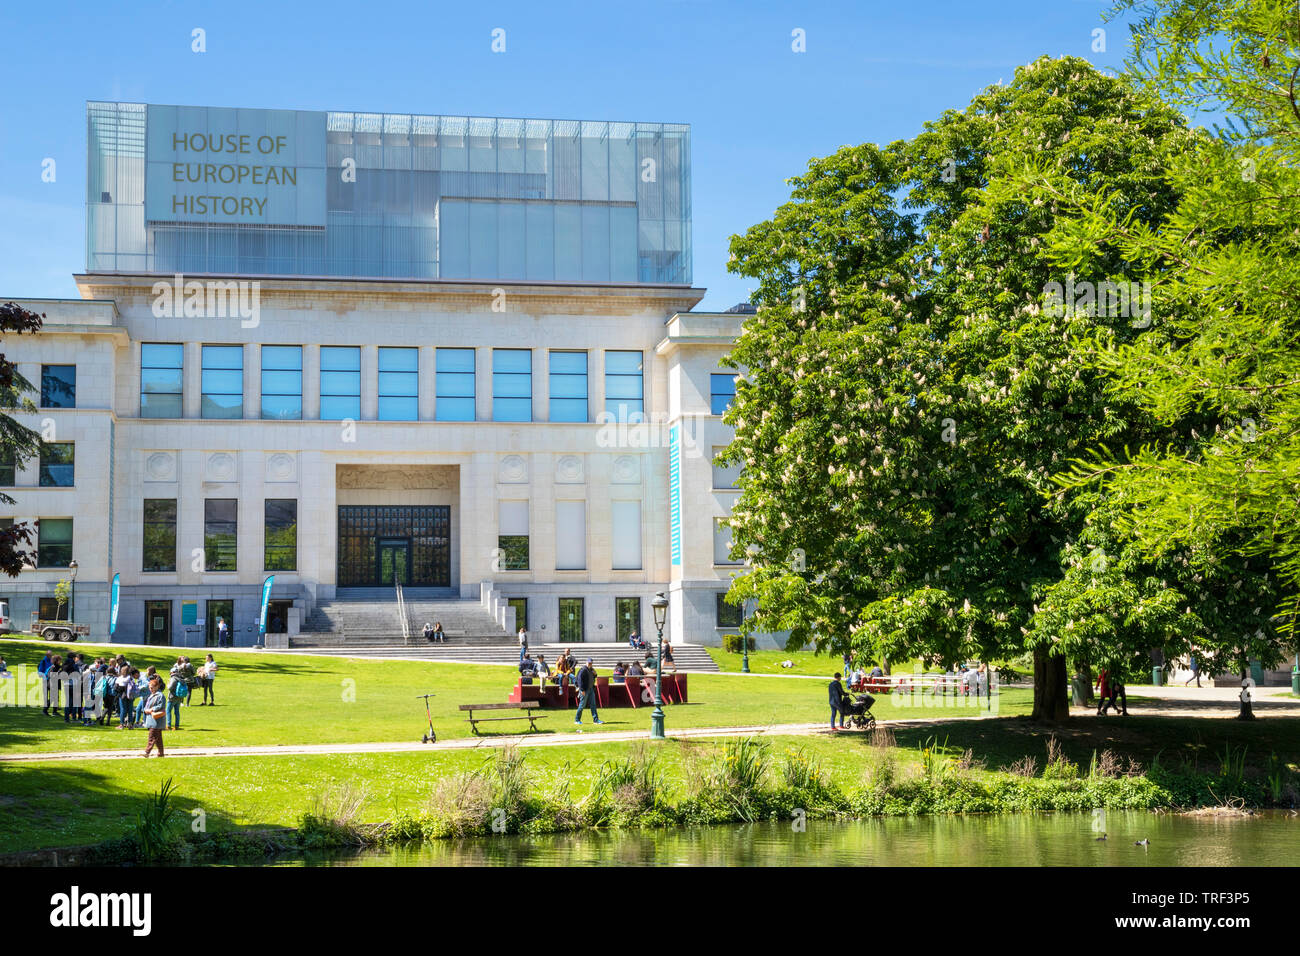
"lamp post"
68,559,78,624
742,597,755,674
650,591,669,739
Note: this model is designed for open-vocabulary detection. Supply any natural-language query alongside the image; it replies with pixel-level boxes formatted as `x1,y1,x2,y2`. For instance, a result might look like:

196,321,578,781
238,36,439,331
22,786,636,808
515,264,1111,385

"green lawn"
0,639,1024,754
3,710,1298,855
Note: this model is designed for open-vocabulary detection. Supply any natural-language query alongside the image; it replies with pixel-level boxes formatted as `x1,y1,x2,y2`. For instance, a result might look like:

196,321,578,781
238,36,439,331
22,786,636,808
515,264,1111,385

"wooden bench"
460,701,547,734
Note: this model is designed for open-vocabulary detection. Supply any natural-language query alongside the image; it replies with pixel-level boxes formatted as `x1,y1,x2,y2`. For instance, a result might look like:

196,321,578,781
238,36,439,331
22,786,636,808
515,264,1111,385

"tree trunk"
882,657,891,677
1079,662,1094,705
1031,645,1070,721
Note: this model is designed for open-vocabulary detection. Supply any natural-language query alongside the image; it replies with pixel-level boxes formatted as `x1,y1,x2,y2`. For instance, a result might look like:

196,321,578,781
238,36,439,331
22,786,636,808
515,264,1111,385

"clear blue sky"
0,0,1129,311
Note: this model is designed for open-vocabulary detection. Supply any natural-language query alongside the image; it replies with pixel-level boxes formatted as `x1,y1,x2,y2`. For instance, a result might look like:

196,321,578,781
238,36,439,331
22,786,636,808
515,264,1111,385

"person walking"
574,658,603,726
518,625,529,663
37,650,54,715
142,675,167,758
1184,654,1201,687
828,672,848,730
201,653,217,705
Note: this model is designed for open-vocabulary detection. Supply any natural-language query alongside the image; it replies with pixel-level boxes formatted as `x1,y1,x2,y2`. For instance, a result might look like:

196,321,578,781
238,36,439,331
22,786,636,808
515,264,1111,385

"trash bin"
1249,660,1265,687
1292,667,1299,697
1152,665,1164,687
1070,674,1087,707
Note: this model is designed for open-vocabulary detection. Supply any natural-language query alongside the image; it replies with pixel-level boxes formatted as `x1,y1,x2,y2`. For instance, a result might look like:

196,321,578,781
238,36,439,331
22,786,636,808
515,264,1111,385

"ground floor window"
616,597,641,642
507,597,528,632
558,597,584,643
716,592,743,628
266,599,292,634
39,596,62,621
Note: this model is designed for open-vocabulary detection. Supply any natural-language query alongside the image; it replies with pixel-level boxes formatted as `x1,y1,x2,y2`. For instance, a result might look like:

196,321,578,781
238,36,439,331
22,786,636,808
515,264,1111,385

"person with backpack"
166,665,189,729
142,675,167,757
573,658,603,726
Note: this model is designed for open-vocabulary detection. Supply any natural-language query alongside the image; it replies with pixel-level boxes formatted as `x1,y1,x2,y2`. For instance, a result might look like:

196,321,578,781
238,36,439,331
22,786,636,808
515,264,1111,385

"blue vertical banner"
259,575,275,637
669,424,682,567
108,573,120,637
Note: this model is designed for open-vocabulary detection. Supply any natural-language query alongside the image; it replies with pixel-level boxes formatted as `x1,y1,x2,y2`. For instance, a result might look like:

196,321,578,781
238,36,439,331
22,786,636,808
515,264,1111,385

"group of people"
1095,666,1128,716
33,649,219,755
422,621,446,643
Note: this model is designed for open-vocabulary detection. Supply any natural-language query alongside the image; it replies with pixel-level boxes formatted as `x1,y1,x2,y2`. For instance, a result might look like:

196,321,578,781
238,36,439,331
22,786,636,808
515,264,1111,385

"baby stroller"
843,692,876,730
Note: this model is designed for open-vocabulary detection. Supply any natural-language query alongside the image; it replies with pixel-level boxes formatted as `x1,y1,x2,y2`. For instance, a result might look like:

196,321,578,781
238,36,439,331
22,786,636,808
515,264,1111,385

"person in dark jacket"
37,650,54,715
828,673,848,730
574,658,603,726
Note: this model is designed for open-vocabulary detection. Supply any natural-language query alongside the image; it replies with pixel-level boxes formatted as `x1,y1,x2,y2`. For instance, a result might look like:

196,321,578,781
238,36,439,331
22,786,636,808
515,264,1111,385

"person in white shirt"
518,626,528,662
200,654,217,705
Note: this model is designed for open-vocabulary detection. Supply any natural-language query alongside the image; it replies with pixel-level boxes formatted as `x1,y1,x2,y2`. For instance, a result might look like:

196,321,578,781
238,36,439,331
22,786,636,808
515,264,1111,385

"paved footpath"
0,713,1000,764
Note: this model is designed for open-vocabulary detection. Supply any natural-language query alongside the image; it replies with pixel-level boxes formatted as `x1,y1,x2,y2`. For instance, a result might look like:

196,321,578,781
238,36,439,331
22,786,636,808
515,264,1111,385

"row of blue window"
141,345,650,423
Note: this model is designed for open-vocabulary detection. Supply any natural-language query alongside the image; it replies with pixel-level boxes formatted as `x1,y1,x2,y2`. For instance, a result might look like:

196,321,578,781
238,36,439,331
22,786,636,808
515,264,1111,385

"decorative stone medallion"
611,455,640,484
499,455,528,483
555,455,584,484
206,452,236,482
145,452,175,481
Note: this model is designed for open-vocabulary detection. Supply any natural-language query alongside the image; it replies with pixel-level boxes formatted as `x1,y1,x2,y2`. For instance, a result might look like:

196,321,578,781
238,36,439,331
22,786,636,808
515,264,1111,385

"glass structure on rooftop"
86,102,691,285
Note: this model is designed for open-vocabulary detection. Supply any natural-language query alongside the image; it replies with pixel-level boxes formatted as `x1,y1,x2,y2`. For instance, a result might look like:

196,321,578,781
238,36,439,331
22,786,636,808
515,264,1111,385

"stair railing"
395,581,411,645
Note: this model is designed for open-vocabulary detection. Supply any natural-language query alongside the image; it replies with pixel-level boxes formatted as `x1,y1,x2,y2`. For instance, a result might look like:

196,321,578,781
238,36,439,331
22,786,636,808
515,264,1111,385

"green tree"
0,302,46,577
54,578,72,621
1031,0,1300,671
720,57,1274,718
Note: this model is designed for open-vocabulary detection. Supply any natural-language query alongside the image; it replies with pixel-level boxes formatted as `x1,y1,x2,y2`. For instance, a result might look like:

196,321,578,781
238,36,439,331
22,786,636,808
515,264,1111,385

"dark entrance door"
146,601,171,646
337,506,451,587
378,538,411,586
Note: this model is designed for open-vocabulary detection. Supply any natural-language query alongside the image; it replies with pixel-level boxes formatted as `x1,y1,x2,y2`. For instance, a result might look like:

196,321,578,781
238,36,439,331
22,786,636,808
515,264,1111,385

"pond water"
278,811,1297,867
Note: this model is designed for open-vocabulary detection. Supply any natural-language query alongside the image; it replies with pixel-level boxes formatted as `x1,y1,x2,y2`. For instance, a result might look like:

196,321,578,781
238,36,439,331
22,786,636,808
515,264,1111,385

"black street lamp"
742,597,755,674
68,559,78,624
650,591,669,739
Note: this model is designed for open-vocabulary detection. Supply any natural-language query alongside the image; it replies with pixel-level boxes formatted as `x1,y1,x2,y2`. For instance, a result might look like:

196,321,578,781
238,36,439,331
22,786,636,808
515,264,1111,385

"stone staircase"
289,588,719,671
294,588,513,648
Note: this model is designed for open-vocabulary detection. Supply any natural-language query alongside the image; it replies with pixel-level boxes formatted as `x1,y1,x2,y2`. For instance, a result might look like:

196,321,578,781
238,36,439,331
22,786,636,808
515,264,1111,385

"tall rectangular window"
605,350,644,422
549,351,588,423
37,518,72,568
320,346,361,421
141,344,183,418
507,597,528,632
0,448,15,486
143,499,177,572
435,348,475,421
712,447,743,489
710,373,737,416
201,345,244,419
492,349,532,422
610,500,642,570
40,365,76,408
378,347,418,421
264,499,298,571
498,500,529,571
203,499,238,572
261,346,302,420
714,517,741,565
39,443,74,487
555,500,586,570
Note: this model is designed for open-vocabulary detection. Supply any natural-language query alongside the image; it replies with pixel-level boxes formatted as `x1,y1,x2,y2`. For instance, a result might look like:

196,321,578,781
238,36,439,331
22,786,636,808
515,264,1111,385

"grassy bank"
3,715,1296,859
0,638,1026,753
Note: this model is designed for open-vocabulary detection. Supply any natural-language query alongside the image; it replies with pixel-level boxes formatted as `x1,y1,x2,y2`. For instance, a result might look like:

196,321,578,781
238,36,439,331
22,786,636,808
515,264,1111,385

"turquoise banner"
259,575,275,636
108,573,120,637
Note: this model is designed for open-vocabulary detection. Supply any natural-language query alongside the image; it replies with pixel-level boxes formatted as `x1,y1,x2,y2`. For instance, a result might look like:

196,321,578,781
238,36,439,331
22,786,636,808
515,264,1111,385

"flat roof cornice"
74,272,706,313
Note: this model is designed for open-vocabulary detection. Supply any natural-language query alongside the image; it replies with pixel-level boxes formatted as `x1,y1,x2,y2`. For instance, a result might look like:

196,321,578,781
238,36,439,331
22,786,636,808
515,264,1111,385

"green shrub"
722,634,756,653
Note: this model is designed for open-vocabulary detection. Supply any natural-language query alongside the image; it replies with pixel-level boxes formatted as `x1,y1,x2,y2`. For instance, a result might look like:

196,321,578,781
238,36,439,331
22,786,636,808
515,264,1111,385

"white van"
0,600,10,634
